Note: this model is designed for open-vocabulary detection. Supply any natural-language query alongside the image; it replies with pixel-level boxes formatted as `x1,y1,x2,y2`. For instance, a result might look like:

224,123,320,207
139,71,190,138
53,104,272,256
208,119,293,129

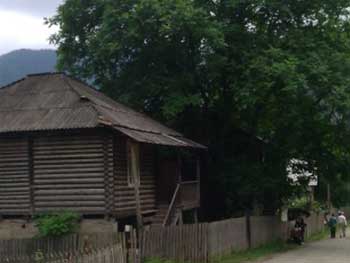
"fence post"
245,210,252,248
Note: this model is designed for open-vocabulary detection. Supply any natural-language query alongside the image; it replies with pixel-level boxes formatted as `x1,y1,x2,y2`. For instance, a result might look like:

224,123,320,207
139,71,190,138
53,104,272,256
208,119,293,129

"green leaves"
34,211,80,237
49,0,350,214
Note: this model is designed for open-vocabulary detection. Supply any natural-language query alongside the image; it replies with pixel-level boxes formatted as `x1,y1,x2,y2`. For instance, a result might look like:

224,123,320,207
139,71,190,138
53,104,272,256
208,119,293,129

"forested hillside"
0,49,57,87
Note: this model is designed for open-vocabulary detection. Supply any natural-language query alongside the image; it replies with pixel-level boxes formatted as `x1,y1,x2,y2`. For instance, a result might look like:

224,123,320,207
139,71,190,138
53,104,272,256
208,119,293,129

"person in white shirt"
337,212,347,238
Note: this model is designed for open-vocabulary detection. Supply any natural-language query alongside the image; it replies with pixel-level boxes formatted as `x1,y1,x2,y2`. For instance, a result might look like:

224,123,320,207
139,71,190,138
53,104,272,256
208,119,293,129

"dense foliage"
48,0,350,217
0,49,57,87
34,211,80,237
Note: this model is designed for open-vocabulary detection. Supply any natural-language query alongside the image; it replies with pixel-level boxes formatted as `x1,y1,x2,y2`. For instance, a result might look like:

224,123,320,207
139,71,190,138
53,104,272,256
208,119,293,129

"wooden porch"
151,157,201,226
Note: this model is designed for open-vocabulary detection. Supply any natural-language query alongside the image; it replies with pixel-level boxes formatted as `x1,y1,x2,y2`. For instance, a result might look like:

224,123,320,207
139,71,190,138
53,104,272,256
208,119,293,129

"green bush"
34,211,80,237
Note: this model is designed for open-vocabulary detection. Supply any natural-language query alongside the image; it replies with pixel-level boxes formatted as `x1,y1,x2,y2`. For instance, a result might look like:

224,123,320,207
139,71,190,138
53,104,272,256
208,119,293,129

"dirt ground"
260,230,350,263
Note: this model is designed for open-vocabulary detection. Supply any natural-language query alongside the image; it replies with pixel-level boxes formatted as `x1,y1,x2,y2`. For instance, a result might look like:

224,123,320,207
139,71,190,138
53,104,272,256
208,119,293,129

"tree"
48,0,350,217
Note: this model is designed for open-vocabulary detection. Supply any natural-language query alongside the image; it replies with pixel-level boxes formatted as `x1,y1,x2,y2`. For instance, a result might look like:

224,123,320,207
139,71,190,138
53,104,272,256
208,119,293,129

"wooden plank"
35,201,105,207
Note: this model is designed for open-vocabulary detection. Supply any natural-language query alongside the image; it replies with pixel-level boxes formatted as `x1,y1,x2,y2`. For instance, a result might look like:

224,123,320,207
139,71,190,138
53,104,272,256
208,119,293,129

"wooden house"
0,73,205,226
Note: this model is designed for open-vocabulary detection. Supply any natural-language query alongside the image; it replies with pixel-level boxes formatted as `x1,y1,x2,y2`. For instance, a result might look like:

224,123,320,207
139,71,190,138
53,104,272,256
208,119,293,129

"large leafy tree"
48,0,350,217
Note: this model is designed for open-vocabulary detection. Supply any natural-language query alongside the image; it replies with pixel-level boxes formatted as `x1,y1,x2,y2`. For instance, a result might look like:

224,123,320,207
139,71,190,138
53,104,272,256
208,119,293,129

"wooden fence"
141,224,208,263
207,217,247,258
141,213,325,262
0,233,126,262
0,243,126,263
0,214,325,263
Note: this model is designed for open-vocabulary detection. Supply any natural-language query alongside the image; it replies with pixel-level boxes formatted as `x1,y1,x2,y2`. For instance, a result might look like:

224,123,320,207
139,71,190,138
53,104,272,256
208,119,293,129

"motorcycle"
290,226,304,245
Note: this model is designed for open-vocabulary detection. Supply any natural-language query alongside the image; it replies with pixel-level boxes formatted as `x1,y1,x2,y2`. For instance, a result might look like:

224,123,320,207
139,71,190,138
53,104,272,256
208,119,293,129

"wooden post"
245,209,252,248
177,151,182,183
327,183,331,210
310,186,315,203
196,157,201,206
193,209,198,224
129,141,143,231
177,151,182,207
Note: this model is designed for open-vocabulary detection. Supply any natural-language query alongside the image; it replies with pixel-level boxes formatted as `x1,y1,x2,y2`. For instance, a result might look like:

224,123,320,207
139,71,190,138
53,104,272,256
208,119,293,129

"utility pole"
327,183,331,211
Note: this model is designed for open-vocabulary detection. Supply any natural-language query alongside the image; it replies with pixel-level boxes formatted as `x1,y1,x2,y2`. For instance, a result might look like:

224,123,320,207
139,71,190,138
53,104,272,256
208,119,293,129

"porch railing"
162,180,200,226
179,180,200,209
163,183,181,226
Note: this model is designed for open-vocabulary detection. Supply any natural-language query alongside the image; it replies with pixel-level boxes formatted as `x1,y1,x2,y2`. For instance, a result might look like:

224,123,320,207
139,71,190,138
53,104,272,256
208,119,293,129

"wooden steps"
145,204,181,226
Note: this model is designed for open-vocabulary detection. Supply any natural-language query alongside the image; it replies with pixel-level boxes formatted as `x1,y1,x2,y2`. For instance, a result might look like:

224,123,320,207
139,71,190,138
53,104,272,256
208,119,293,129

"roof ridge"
0,105,94,113
66,77,179,130
0,77,27,90
26,72,65,77
0,72,65,90
62,76,141,127
61,75,105,125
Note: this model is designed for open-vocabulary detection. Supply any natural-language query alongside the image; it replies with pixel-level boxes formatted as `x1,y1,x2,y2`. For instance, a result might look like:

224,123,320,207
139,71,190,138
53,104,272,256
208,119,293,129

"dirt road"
261,233,350,263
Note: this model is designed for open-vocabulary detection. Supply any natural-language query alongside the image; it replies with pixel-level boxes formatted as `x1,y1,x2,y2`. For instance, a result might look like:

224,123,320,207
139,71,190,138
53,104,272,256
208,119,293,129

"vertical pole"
310,187,315,203
245,209,252,249
194,209,198,224
130,141,143,231
196,157,201,206
177,151,182,207
128,141,143,262
327,183,331,211
177,151,182,183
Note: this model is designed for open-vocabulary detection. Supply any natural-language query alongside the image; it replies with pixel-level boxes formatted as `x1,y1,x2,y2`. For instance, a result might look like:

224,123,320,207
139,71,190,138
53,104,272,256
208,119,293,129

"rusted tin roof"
0,73,206,149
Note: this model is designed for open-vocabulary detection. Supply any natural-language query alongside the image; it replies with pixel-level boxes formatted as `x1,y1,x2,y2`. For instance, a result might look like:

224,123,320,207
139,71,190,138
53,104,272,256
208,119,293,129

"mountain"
0,49,57,87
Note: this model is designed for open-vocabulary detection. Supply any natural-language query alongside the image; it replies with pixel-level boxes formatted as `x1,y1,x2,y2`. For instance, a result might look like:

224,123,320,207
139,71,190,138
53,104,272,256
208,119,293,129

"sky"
0,0,63,55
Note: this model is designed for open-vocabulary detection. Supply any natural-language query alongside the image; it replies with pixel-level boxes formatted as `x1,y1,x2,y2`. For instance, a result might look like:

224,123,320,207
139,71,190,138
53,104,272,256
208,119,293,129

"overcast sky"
0,0,63,55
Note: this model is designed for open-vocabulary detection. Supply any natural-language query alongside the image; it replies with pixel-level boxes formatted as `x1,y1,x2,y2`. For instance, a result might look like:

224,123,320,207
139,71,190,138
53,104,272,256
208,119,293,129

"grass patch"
213,240,296,263
145,230,329,263
306,229,328,242
216,230,328,263
145,258,175,263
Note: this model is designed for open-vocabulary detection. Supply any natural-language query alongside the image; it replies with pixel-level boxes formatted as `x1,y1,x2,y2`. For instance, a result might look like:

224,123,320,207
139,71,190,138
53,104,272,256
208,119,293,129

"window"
126,140,140,187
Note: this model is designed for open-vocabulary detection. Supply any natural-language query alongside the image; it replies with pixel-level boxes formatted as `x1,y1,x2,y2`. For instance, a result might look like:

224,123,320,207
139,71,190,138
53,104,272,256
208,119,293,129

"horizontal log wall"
0,138,31,215
0,131,157,217
32,135,112,214
114,136,156,216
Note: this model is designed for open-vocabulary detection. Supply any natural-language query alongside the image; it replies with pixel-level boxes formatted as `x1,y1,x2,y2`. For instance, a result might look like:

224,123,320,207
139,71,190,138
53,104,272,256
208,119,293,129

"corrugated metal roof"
0,73,205,149
116,127,206,149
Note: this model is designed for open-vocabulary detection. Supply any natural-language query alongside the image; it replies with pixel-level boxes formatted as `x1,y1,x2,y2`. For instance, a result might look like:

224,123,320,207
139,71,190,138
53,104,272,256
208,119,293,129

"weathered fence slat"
0,213,325,263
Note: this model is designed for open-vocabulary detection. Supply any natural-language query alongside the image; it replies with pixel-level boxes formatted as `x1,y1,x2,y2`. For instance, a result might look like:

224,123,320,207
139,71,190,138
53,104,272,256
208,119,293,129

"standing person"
328,213,337,238
295,217,307,244
338,212,347,238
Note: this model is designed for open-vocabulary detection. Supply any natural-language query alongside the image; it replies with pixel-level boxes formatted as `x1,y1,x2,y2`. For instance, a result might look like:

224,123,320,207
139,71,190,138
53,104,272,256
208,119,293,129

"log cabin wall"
32,133,113,215
114,135,156,216
0,138,31,215
0,129,157,218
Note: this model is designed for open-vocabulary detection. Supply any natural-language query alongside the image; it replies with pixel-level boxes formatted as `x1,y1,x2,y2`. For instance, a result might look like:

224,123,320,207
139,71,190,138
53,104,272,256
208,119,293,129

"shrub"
34,211,80,237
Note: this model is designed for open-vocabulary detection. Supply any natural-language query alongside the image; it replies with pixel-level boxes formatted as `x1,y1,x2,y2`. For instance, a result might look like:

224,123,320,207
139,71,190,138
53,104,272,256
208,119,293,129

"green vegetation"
34,211,80,237
145,259,175,263
288,197,325,213
214,230,327,263
48,0,350,217
215,240,296,263
144,230,328,263
307,229,328,242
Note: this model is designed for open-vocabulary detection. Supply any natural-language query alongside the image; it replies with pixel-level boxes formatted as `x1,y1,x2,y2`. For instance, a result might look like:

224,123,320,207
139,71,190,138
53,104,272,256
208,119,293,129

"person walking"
338,212,347,238
295,217,307,244
328,213,337,238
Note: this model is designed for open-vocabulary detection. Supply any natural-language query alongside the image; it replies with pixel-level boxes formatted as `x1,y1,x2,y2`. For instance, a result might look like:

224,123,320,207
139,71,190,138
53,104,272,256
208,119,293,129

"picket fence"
0,213,325,263
0,243,126,263
0,233,125,263
140,213,325,262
